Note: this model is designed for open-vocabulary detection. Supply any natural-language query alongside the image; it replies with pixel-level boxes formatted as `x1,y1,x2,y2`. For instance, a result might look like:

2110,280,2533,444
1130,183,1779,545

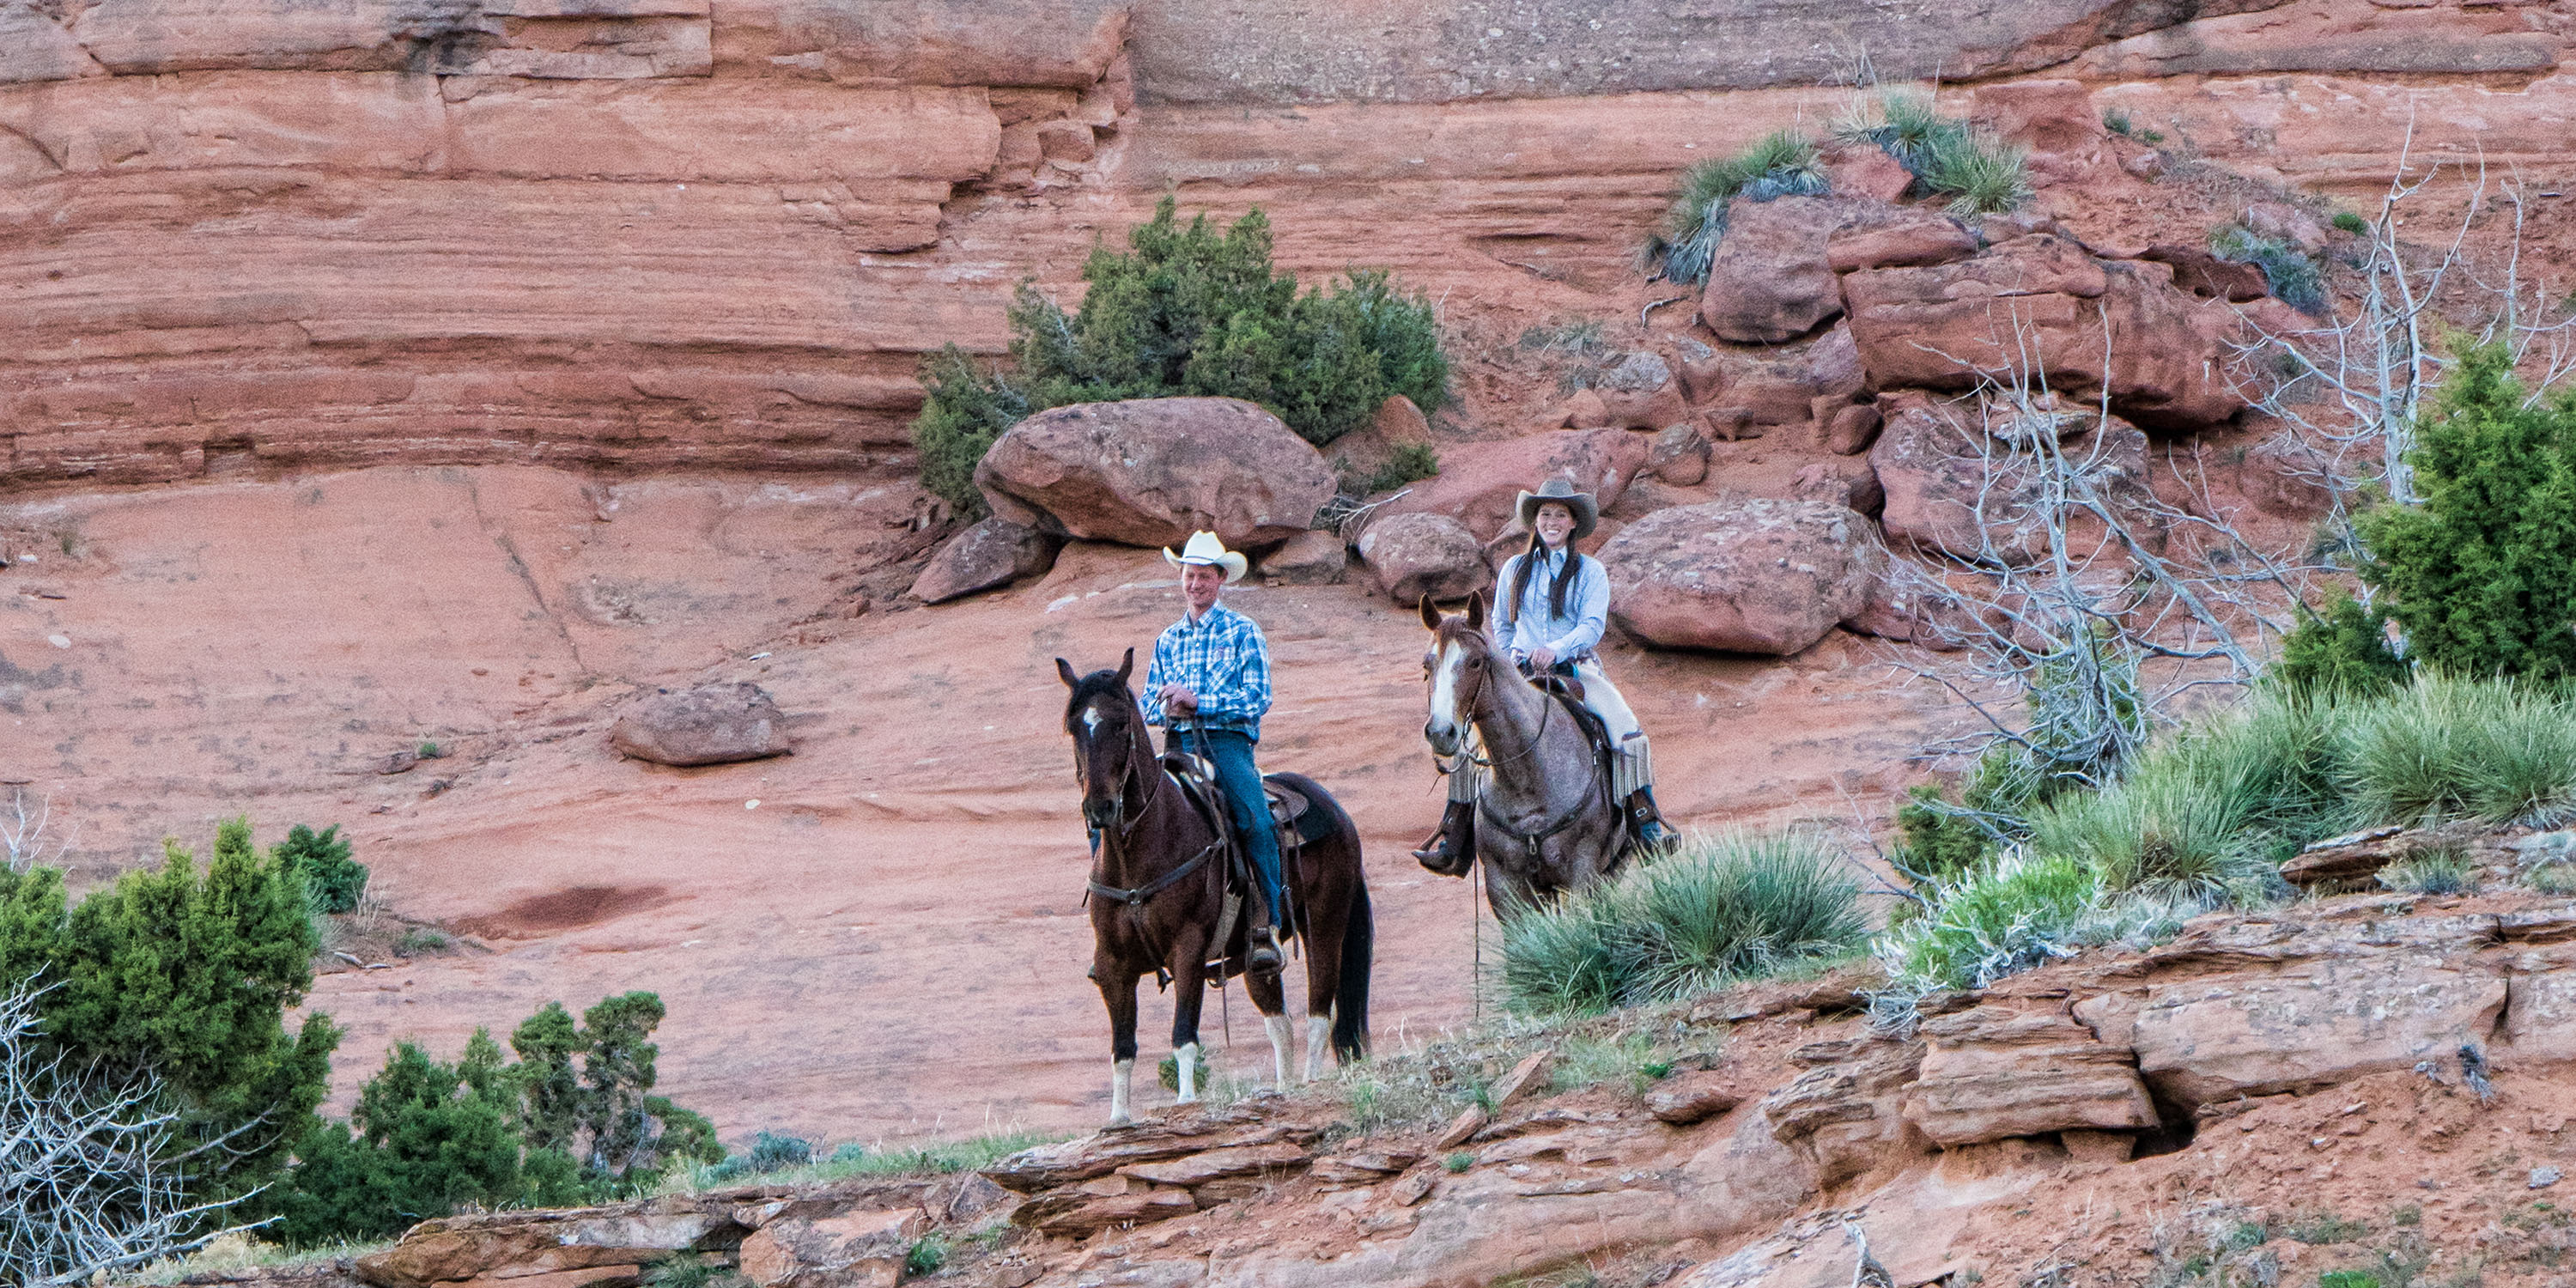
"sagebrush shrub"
2210,223,2326,313
911,198,1449,516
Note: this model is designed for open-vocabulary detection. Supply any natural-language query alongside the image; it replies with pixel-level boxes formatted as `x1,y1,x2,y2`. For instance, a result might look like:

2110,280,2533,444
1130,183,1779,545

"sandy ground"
0,465,1957,1145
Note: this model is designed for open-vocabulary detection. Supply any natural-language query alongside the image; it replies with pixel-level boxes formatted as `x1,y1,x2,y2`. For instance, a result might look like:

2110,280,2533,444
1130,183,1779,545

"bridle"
1431,625,1550,776
1074,696,1156,839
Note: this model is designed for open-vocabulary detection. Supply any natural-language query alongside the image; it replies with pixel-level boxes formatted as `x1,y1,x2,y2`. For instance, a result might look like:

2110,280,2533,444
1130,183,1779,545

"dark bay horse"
1419,593,1630,915
1057,650,1373,1124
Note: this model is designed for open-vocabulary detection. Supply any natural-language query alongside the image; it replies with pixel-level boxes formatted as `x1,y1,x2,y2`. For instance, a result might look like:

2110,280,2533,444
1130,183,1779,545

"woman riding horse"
1414,477,1672,874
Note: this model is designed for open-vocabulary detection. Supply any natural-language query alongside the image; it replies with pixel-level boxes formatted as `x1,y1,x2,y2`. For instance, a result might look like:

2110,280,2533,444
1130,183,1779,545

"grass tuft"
1363,442,1441,495
1646,131,1827,284
2211,222,2327,314
1836,89,2031,216
1499,829,1868,1015
2337,677,2576,826
2379,849,2480,897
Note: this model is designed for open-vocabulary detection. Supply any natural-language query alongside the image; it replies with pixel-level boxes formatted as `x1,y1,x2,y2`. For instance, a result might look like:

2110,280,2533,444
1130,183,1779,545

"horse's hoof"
1176,1091,1198,1105
1106,1112,1133,1127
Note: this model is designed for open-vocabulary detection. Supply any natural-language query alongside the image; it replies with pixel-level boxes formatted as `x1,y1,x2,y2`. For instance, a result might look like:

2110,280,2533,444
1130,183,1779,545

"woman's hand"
1526,646,1558,671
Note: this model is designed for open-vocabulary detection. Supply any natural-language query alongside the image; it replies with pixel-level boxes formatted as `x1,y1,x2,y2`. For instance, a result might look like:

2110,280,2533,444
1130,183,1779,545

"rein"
1445,633,1611,863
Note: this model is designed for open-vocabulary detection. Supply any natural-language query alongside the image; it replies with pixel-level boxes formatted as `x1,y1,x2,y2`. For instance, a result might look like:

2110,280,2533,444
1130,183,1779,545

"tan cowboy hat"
1513,477,1599,541
1163,530,1249,583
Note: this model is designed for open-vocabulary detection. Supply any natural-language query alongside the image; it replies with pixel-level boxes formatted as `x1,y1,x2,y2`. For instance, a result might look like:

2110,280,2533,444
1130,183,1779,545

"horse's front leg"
1096,961,1143,1126
1168,924,1212,1104
1244,961,1291,1088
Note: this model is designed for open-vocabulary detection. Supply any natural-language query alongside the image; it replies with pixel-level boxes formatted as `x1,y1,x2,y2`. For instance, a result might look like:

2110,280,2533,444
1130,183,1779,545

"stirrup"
1246,926,1284,973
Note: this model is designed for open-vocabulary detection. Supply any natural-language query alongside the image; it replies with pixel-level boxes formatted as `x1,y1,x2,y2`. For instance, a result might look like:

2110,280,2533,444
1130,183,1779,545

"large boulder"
1867,390,2156,563
1261,529,1348,585
1970,79,2108,184
975,398,1335,549
1357,513,1492,605
610,683,791,767
1842,234,2250,430
1366,428,1648,542
910,516,1058,604
1700,196,1849,343
1598,499,1888,655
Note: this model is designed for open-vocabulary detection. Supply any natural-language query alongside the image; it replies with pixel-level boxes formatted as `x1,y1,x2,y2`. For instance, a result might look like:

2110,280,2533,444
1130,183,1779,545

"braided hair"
1505,528,1583,625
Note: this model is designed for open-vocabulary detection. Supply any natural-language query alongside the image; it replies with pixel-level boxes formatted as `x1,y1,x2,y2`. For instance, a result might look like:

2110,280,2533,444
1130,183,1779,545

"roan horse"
1419,593,1631,914
1057,650,1373,1124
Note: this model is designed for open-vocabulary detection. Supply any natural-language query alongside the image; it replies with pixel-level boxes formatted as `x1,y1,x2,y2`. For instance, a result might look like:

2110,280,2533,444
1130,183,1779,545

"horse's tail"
1334,879,1372,1061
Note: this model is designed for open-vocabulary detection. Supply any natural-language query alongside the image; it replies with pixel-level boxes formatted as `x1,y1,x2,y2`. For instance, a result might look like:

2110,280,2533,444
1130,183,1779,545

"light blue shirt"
1492,546,1608,662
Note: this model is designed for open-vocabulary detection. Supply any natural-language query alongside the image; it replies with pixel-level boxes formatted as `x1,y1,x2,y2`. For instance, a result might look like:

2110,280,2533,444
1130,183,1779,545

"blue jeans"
1170,728,1284,925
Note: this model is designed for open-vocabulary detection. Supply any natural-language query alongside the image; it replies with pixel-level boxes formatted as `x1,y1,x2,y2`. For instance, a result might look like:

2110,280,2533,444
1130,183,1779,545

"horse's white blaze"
1080,706,1102,734
1426,640,1466,740
1109,1057,1133,1125
1176,1042,1200,1103
1303,1015,1331,1082
1262,1013,1293,1089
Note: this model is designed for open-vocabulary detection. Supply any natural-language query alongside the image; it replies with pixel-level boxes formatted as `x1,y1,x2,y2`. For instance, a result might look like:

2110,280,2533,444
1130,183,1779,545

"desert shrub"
2210,223,2326,314
1362,442,1440,495
2100,109,2163,143
1500,829,1866,1014
1443,1151,1473,1174
2358,342,2576,681
2333,210,2370,235
1893,630,2147,888
2532,864,2576,895
905,1236,949,1278
0,819,340,1210
1873,855,2099,1012
912,198,1449,516
2379,850,2478,896
1643,130,1827,284
2275,590,2409,698
276,823,367,915
2337,676,2576,825
272,993,720,1244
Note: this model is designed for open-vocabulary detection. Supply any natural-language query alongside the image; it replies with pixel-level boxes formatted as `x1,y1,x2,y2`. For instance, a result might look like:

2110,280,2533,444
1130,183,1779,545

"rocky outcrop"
1261,529,1349,584
1356,512,1491,605
1907,1005,2159,1145
609,683,790,767
1597,499,1890,655
975,398,1335,550
910,516,1057,604
1842,234,2251,430
738,1207,924,1288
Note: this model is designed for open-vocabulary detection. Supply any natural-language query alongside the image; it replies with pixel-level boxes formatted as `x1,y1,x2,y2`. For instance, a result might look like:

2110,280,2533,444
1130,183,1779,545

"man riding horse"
1414,478,1672,873
1145,531,1286,974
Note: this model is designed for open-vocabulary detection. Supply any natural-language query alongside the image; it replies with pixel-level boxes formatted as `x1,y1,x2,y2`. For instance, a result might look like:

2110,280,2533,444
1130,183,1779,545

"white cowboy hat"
1163,531,1249,583
1513,477,1599,541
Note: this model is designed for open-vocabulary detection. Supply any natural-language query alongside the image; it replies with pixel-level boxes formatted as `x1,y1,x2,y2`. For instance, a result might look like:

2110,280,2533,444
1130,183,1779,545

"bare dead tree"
2240,129,2576,519
2,787,73,874
0,981,262,1285
1873,310,2324,868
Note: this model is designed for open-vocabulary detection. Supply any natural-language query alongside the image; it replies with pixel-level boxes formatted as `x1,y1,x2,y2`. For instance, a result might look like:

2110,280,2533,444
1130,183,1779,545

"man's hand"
1526,646,1558,670
1158,683,1199,714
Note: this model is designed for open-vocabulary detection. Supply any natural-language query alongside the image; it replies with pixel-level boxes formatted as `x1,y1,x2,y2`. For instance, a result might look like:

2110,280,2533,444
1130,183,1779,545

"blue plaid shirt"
1143,601,1273,743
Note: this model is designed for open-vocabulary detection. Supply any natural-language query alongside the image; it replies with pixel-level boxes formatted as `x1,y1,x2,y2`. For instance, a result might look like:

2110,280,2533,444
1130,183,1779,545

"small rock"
1648,423,1710,485
911,516,1060,604
2123,150,2166,180
2533,1165,2563,1189
610,683,792,767
1824,403,1883,456
1643,1072,1749,1125
1490,1050,1556,1114
46,634,69,649
1390,1169,1437,1206
1436,1105,1488,1151
1560,387,1612,429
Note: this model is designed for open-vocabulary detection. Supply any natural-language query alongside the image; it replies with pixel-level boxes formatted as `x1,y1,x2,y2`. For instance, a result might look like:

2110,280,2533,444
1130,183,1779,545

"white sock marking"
1176,1042,1200,1103
1109,1057,1133,1126
1305,1014,1332,1081
1262,1013,1293,1089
